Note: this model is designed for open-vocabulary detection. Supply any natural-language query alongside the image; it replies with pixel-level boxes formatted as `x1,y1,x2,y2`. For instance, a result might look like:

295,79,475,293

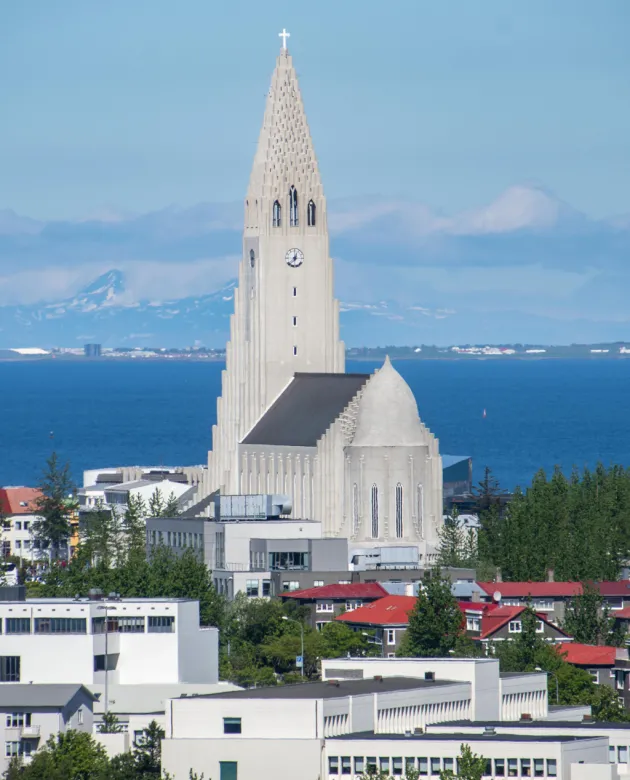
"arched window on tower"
249,249,255,269
395,483,403,538
273,200,282,227
307,199,316,226
352,483,359,536
371,484,379,539
289,186,298,227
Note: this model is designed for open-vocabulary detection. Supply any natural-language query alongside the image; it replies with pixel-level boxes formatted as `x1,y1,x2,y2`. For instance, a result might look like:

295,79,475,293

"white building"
188,34,443,563
160,657,615,780
0,684,95,775
0,597,218,687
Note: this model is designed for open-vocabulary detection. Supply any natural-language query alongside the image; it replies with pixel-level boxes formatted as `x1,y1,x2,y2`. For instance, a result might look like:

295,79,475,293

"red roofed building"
334,595,570,656
476,579,630,625
280,582,388,630
0,486,45,564
555,642,630,708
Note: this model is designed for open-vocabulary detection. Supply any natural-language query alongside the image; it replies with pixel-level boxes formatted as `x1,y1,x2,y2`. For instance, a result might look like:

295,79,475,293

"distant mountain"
0,270,238,348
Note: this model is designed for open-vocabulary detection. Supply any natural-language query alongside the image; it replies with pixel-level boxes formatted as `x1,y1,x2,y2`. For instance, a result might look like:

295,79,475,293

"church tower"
208,34,345,493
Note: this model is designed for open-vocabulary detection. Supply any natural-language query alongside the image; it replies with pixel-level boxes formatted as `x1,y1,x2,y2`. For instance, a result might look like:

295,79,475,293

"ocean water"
2,358,630,492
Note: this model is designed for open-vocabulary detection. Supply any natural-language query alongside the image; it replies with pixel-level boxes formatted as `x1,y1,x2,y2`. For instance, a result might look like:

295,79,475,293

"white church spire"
246,35,323,210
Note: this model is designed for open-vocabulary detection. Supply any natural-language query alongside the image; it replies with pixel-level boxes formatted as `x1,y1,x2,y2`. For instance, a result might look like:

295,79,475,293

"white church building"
193,33,444,559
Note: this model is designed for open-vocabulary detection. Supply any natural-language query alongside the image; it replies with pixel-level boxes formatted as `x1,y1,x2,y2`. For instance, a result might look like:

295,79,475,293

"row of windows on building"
5,741,34,758
148,530,203,550
271,188,316,228
0,615,175,635
315,600,364,614
327,756,558,778
353,483,422,539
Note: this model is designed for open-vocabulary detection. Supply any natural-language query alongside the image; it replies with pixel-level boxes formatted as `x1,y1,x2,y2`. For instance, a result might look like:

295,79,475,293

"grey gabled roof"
242,372,370,447
0,684,96,708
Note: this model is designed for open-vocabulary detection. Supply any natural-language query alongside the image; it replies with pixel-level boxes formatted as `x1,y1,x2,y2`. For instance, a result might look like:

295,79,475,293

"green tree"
162,492,180,517
21,730,109,779
80,501,117,568
34,452,76,561
563,583,623,646
493,607,545,672
148,489,166,518
122,494,148,564
437,509,465,568
397,570,463,658
440,744,487,780
97,711,123,734
133,720,164,775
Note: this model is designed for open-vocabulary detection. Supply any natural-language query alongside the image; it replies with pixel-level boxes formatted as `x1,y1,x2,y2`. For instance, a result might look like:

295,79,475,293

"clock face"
285,248,304,268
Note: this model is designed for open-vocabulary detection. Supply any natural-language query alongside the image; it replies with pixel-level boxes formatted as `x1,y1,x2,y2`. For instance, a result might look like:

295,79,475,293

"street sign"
296,655,304,668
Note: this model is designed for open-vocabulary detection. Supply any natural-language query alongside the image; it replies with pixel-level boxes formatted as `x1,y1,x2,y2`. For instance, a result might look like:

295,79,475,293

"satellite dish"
493,591,502,603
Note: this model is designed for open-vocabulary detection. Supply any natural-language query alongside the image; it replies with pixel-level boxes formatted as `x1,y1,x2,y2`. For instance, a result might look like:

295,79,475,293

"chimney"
547,569,555,583
495,568,502,584
520,713,532,721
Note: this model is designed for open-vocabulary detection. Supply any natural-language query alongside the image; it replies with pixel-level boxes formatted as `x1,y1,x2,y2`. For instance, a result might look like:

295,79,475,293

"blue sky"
1,0,629,220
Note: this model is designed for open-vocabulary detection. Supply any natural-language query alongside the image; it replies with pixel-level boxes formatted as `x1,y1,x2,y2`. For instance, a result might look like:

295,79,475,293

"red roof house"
558,643,619,667
281,583,388,602
0,487,42,515
336,595,418,627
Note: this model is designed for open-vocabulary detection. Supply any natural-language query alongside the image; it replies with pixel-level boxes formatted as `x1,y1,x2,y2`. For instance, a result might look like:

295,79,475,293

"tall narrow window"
249,249,255,268
273,200,281,227
352,483,359,535
307,199,316,226
371,484,379,538
417,484,424,539
289,186,298,226
292,316,297,326
293,346,297,356
395,483,403,538
293,287,297,297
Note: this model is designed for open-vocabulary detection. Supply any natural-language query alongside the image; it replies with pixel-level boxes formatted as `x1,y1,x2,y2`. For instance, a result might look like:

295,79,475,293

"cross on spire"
278,28,290,50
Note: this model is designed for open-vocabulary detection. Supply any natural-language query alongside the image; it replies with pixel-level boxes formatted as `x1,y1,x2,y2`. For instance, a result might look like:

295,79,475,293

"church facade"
198,39,443,558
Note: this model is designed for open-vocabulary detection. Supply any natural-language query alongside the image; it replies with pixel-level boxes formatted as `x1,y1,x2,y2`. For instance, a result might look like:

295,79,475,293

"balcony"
21,725,41,739
4,725,41,739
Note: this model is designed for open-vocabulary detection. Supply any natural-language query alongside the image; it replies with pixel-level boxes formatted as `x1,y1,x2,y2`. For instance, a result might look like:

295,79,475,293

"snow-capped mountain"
0,270,238,348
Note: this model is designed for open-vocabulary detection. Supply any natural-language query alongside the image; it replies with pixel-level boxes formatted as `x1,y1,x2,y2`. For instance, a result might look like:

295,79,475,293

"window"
536,620,545,633
6,619,30,634
148,616,175,633
508,621,522,633
6,713,31,728
371,484,379,538
77,708,83,726
293,346,298,356
341,756,351,775
34,617,87,634
367,758,377,774
317,601,334,613
338,580,351,585
380,758,390,774
262,580,271,597
249,249,255,269
293,286,297,297
0,657,20,682
494,759,505,777
392,757,403,776
307,199,316,226
14,541,21,549
15,522,21,531
589,670,599,683
314,580,324,587
508,759,518,777
466,617,481,631
23,522,29,531
220,762,238,780
94,654,117,672
289,186,298,227
269,551,309,571
534,599,553,611
352,483,359,535
616,670,625,690
406,759,417,775
354,757,365,774
395,483,403,538
282,581,300,592
292,316,297,326
223,717,241,734
521,759,531,777
417,483,424,538
329,757,339,774
93,616,145,634
418,759,428,776
386,629,396,645
609,747,616,764
534,759,544,777
246,579,259,597
619,747,628,764
430,758,441,775
546,760,557,777
443,759,454,773
272,200,281,227
483,760,492,777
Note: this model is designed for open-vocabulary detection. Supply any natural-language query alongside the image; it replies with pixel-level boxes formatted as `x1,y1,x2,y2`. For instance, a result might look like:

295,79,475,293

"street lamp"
282,615,305,678
535,666,559,704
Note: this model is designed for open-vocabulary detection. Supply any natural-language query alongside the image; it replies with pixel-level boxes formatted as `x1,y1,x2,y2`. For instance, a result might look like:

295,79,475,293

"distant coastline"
3,343,630,362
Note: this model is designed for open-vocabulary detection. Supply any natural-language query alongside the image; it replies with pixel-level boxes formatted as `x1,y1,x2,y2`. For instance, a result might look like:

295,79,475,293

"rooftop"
242,372,370,447
477,581,630,598
329,731,599,743
427,720,630,730
558,643,619,666
0,597,195,606
0,684,95,708
282,583,388,601
336,595,417,626
190,677,458,700
0,487,42,515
